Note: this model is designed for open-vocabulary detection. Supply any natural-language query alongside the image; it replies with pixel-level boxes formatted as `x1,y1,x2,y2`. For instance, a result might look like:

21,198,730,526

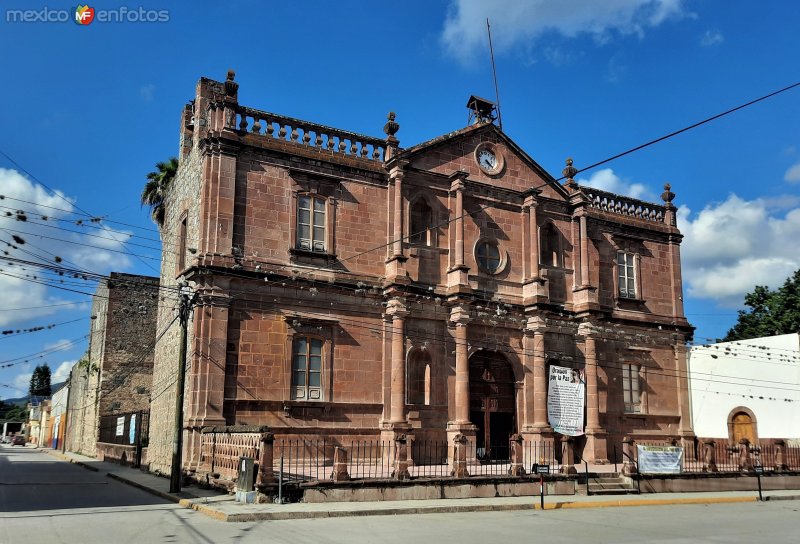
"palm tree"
141,157,179,228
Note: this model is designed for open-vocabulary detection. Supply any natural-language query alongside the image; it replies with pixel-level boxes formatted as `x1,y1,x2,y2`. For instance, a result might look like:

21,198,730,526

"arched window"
408,350,432,406
539,222,561,267
409,198,434,246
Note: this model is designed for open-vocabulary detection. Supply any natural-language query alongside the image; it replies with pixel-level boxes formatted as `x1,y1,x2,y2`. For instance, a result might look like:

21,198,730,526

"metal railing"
271,437,561,483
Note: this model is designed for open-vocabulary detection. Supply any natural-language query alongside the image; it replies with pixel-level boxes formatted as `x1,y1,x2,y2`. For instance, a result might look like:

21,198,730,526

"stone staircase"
584,473,639,495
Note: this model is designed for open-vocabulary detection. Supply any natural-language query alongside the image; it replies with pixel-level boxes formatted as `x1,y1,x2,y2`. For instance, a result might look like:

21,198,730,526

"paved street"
2,445,800,544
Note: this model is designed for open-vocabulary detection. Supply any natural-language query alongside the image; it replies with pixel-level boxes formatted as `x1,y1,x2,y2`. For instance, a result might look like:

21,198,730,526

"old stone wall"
148,143,202,474
98,273,159,417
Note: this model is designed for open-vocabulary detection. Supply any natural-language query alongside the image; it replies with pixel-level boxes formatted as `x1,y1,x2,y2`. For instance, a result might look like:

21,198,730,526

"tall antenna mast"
487,18,503,130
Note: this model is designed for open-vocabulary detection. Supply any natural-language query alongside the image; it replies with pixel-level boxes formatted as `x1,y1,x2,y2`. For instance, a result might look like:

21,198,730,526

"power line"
554,80,800,182
0,148,161,273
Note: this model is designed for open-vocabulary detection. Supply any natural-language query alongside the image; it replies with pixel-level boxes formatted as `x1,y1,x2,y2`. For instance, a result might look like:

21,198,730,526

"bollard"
392,435,410,480
774,440,788,472
622,436,635,476
703,440,718,472
256,432,275,488
451,433,469,478
508,434,526,476
738,439,753,472
331,446,350,482
560,436,577,475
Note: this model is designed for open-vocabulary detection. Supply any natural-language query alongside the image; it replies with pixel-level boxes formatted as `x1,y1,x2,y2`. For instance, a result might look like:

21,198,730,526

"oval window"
476,241,501,273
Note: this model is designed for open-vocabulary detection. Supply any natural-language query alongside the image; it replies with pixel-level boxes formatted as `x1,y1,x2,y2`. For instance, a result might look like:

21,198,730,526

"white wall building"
689,333,800,443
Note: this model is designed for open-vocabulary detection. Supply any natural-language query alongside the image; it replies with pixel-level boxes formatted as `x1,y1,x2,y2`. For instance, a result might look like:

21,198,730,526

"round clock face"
475,143,503,174
477,149,497,171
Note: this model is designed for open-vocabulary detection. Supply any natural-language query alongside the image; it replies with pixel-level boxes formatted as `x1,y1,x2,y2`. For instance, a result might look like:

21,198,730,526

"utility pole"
170,282,194,494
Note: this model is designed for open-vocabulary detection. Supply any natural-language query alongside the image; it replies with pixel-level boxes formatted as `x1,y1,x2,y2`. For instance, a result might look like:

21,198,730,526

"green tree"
141,157,179,228
724,269,800,341
29,364,52,398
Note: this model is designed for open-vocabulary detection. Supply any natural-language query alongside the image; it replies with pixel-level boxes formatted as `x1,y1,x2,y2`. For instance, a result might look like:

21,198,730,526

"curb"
199,495,763,523
106,472,182,504
43,450,99,472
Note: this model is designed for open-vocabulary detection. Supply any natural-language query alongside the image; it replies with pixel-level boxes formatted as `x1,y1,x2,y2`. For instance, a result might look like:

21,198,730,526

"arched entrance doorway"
469,351,516,461
729,409,757,444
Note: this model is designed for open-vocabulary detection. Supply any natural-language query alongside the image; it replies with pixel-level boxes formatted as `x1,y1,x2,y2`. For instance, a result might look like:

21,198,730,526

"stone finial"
384,112,400,141
224,69,239,100
563,158,578,192
661,183,675,207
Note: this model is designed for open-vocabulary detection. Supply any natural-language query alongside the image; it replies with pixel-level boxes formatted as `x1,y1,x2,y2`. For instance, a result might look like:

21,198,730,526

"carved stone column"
447,306,475,452
386,298,409,427
522,316,552,463
450,306,470,425
580,322,608,463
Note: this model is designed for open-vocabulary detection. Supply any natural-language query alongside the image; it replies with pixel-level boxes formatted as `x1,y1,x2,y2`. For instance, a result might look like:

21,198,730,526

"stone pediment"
393,123,569,202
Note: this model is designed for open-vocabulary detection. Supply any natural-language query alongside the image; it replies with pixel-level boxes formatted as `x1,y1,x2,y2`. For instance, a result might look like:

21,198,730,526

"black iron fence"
272,437,560,483
98,411,149,447
634,440,800,473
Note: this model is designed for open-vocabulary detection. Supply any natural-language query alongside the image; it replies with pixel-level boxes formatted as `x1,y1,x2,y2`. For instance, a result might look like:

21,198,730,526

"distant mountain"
1,381,66,407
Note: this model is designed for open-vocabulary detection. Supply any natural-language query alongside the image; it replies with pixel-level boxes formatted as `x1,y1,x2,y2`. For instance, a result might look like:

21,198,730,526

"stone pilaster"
184,277,230,471
572,208,598,310
522,191,547,303
674,337,695,440
385,164,409,283
579,321,608,463
446,172,470,293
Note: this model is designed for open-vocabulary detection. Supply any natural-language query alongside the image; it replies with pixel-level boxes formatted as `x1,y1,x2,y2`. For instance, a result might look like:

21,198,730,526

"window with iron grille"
617,251,637,299
291,336,323,401
622,363,640,413
296,195,326,252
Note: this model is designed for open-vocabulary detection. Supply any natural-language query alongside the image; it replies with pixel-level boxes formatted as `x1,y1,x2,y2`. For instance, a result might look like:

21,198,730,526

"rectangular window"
177,214,187,272
617,251,637,299
297,195,326,253
622,363,640,413
291,336,323,400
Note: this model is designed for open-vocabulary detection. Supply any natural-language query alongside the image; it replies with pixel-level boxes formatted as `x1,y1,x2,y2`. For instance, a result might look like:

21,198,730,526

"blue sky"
1,0,799,398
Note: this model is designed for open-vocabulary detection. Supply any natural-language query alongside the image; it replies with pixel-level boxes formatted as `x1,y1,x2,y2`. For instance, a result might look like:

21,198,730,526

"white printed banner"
637,445,683,474
547,365,585,437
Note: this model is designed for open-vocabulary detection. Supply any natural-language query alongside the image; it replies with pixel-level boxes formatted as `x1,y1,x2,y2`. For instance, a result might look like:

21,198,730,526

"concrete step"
588,487,638,495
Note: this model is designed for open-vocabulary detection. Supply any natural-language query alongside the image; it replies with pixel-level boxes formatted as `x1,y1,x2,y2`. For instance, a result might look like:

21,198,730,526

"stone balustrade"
581,186,666,223
236,106,386,162
200,426,267,482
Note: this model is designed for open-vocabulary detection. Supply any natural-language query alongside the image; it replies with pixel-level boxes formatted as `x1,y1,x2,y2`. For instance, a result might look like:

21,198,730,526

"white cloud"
44,339,75,352
442,0,689,63
700,29,724,46
12,371,32,397
784,162,800,183
52,360,76,383
678,195,800,304
0,168,132,325
577,168,657,201
139,84,155,102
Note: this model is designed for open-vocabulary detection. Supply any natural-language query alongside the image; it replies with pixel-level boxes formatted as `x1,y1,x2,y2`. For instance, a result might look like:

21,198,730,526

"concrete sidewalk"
40,447,800,523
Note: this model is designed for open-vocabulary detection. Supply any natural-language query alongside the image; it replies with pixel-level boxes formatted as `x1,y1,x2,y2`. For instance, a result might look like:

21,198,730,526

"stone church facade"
147,72,694,475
